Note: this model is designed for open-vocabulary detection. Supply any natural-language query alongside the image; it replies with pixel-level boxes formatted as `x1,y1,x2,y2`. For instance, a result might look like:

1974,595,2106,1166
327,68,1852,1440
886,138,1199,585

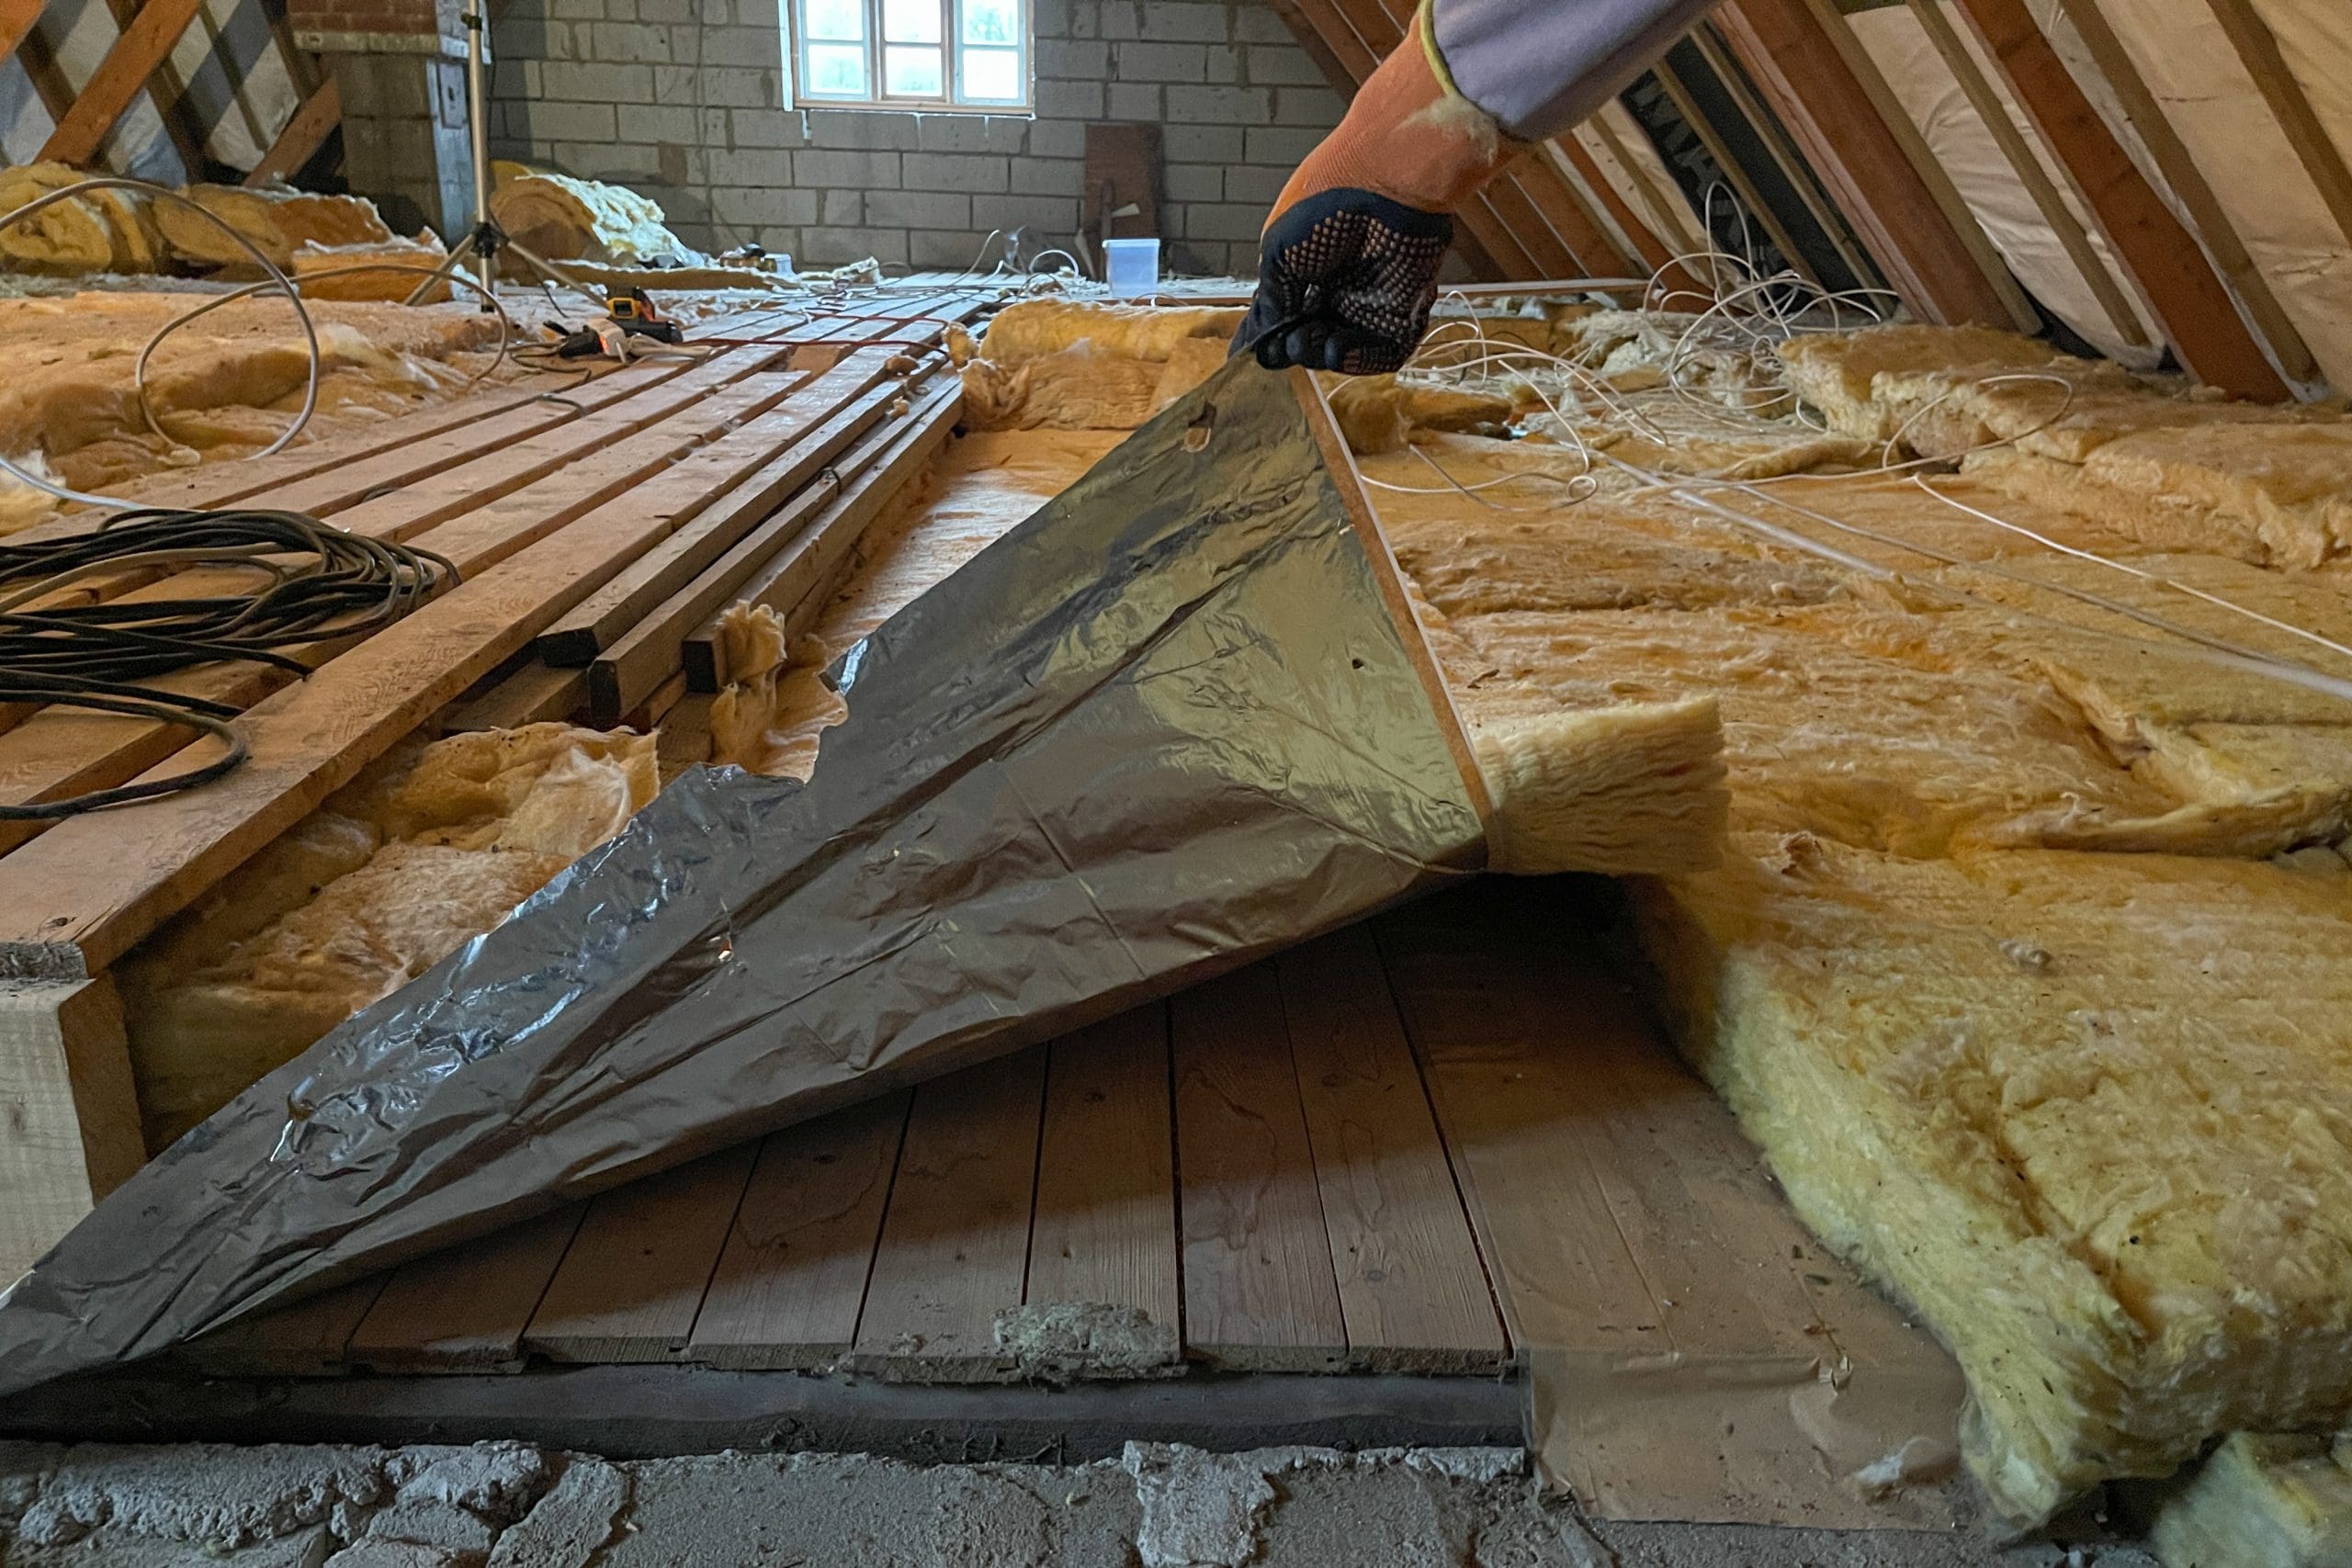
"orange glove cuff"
1265,0,1519,230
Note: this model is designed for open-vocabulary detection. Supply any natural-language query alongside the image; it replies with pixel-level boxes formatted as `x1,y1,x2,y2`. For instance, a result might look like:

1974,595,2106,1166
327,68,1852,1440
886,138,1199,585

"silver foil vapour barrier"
0,360,1487,1396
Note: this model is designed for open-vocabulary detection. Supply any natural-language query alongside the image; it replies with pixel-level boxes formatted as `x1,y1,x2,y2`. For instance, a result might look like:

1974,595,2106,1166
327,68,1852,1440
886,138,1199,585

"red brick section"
287,0,458,38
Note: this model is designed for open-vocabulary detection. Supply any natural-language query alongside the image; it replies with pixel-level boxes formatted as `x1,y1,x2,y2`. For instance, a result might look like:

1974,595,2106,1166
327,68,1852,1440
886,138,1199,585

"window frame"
786,0,1034,116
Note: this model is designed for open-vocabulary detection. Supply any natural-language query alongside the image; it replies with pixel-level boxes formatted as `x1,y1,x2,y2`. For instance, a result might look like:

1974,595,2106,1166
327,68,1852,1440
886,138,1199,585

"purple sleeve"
1428,0,1722,141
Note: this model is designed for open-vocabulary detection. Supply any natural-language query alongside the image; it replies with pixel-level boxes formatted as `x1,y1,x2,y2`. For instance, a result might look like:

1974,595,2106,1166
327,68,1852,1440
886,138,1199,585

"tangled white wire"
1349,216,2352,711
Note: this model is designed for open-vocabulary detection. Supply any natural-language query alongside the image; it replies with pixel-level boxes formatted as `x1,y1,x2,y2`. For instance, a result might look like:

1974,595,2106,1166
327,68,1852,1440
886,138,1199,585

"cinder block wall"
485,0,1348,275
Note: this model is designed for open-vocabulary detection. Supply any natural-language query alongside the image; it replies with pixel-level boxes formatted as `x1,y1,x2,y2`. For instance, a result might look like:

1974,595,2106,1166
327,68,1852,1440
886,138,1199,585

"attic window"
788,0,1031,113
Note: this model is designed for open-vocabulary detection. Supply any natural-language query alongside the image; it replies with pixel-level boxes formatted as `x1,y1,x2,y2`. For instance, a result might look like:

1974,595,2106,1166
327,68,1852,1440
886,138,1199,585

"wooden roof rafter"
2200,0,2352,257
40,0,209,167
1,0,43,72
1719,0,2036,328
1901,0,2150,350
2051,0,2317,386
1949,0,2290,398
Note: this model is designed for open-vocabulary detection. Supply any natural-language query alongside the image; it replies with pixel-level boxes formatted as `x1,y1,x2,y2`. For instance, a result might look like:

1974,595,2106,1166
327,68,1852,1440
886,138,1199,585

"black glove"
1233,189,1453,376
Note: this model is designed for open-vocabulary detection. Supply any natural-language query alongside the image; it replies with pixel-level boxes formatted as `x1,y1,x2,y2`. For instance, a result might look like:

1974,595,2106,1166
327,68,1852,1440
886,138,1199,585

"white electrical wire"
1359,238,2352,715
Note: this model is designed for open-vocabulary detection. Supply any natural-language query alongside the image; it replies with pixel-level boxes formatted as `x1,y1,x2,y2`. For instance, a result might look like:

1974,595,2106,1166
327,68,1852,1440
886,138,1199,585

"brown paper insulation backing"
0,292,510,529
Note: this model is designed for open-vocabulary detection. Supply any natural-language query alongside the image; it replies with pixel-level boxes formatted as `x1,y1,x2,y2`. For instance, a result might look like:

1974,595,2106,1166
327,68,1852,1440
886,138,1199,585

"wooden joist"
0,978,141,1280
1951,0,2290,398
244,76,340,187
39,0,206,165
1717,0,2032,326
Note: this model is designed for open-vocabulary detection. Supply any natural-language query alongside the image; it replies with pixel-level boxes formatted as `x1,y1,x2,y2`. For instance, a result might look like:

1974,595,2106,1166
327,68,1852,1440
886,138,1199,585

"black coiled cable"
0,509,458,819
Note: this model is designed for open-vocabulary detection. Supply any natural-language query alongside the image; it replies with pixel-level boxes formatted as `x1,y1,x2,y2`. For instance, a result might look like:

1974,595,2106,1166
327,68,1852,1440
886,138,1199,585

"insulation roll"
0,163,166,275
487,171,701,266
156,184,393,273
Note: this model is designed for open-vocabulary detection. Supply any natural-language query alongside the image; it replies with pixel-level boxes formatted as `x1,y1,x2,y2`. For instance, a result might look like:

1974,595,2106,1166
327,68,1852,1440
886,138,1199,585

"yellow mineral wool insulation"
957,335,1227,433
0,292,501,512
2067,424,2352,571
1777,324,2338,466
153,184,392,272
1633,836,2352,1523
487,171,700,266
1369,429,2352,862
2151,1432,2352,1568
973,299,1245,368
1775,322,2070,443
1323,373,1514,456
0,163,166,274
1554,308,1782,409
1473,700,1725,874
292,232,454,302
118,724,658,1148
713,601,789,686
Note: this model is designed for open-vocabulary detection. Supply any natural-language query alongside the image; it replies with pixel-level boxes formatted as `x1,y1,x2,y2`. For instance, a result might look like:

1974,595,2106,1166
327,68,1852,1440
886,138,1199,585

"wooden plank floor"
191,874,1949,1401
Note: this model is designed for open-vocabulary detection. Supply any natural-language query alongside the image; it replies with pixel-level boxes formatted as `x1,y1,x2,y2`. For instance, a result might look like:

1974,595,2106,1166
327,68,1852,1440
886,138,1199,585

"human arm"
1237,0,1721,373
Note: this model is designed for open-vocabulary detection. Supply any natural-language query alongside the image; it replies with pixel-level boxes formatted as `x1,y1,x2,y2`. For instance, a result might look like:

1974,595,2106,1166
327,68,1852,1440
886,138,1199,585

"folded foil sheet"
0,360,1487,1395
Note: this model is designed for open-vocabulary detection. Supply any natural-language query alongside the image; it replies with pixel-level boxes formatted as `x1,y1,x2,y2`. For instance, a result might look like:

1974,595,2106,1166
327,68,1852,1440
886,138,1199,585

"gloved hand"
1236,0,1517,375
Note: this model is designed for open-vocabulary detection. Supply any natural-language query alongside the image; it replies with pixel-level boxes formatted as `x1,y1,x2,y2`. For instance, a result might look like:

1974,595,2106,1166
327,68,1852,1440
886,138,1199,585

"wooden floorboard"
847,1049,1046,1379
349,1203,587,1373
1375,880,1963,1528
1170,963,1349,1372
524,1146,758,1363
687,1093,910,1370
1026,1006,1182,1367
1276,928,1510,1373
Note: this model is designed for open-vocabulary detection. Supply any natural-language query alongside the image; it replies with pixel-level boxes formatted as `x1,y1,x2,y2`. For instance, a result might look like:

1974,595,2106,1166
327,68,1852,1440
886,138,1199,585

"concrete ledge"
297,28,477,57
0,1365,1527,1462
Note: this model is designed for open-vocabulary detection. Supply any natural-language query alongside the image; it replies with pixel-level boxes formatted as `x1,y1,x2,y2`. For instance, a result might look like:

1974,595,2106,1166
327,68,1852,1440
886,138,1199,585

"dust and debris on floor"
0,1438,2161,1567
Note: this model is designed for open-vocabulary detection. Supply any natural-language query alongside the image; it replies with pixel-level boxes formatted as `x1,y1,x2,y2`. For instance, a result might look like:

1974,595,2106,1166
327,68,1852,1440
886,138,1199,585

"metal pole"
463,7,495,299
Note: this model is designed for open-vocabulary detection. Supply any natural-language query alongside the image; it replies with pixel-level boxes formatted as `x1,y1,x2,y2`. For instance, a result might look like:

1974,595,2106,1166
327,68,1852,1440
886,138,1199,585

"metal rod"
463,7,495,298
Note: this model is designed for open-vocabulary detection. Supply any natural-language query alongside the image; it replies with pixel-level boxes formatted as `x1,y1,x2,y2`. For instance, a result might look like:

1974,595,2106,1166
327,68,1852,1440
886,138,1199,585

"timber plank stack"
0,284,1003,1281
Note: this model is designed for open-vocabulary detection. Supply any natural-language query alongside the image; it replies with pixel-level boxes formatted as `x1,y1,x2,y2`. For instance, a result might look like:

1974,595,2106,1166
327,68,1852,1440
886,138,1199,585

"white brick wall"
487,0,1349,275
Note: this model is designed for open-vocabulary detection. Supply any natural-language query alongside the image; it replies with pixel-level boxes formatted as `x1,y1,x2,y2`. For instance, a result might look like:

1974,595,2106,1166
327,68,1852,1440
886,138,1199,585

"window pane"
806,41,868,94
960,45,1021,100
883,0,941,43
803,0,864,40
884,43,944,96
959,0,1017,46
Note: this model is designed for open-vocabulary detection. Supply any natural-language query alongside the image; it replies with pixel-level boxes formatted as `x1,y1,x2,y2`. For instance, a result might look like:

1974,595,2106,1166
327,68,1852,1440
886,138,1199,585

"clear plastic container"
1103,237,1160,299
